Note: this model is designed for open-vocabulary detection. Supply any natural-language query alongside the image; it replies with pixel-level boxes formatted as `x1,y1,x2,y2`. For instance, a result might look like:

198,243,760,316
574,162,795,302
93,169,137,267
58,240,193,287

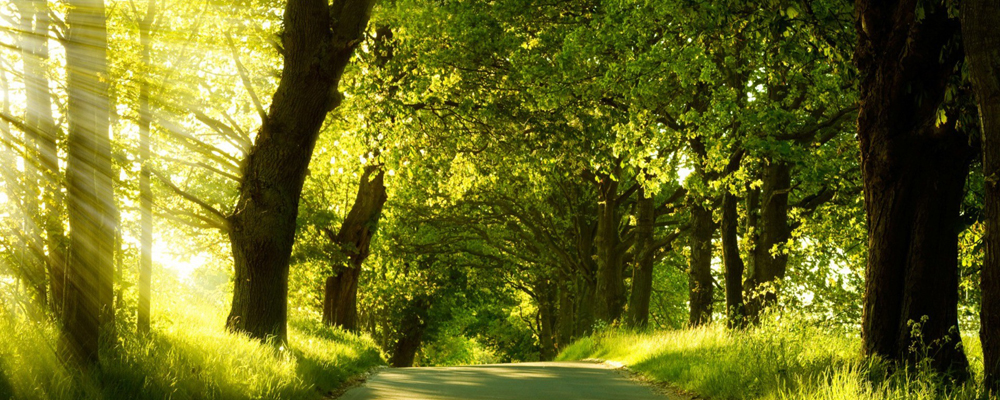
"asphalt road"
337,361,671,400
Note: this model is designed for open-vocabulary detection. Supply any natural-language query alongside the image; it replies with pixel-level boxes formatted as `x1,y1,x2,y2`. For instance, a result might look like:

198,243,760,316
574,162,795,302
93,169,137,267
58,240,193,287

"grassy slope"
0,296,383,400
557,320,986,400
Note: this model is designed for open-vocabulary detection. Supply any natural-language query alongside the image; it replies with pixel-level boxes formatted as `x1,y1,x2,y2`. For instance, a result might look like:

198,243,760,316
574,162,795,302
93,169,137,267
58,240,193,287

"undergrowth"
0,289,383,400
557,317,985,399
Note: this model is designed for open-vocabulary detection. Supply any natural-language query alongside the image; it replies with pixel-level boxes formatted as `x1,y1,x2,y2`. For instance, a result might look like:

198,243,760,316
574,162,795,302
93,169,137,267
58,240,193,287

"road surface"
337,361,674,400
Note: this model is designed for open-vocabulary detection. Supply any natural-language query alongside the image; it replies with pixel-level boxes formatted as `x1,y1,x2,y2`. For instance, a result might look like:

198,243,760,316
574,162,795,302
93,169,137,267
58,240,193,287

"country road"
337,361,679,400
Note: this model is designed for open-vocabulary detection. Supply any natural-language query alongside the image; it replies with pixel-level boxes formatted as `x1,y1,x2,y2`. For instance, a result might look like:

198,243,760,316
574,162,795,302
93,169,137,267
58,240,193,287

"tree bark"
962,0,1000,390
137,0,155,335
721,190,746,328
63,0,115,364
625,188,655,328
594,174,625,323
322,166,386,330
226,0,374,342
856,0,970,377
687,195,714,326
537,278,557,360
390,296,429,367
744,161,791,323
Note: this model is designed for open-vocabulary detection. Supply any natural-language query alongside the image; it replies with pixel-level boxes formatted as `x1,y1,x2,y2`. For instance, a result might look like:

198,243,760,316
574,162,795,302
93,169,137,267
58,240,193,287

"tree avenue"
0,0,998,398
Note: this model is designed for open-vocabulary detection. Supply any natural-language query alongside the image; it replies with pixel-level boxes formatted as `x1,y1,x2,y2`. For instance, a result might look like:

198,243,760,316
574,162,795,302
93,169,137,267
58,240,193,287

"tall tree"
137,0,156,335
855,0,971,376
63,0,116,363
225,0,375,342
322,165,387,331
962,0,1000,390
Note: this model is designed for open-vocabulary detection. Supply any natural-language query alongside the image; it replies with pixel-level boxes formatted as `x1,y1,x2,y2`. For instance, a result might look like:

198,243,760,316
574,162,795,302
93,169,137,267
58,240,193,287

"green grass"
557,318,986,399
0,294,383,400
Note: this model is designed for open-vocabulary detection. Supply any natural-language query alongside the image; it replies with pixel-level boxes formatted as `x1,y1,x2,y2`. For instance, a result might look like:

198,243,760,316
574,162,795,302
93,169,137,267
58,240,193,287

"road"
337,361,675,400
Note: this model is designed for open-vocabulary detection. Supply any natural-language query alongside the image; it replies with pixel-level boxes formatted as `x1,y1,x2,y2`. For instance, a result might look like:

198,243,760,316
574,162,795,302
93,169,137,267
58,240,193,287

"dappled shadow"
339,362,664,400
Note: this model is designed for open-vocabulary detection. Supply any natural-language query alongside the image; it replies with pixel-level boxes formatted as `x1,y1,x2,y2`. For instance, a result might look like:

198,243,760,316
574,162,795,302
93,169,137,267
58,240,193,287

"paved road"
337,361,671,400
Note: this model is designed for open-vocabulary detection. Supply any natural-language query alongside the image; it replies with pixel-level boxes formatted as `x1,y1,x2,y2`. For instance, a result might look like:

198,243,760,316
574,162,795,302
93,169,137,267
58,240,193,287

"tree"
855,0,971,376
322,165,387,331
961,0,1000,390
137,0,156,335
63,0,116,363
225,0,375,342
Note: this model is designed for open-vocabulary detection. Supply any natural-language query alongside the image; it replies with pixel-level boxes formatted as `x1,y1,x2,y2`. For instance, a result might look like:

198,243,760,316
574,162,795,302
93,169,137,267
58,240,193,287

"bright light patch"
153,244,207,280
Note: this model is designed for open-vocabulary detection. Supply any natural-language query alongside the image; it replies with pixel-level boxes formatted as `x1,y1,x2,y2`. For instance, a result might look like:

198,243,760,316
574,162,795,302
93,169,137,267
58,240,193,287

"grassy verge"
0,296,383,400
557,319,985,399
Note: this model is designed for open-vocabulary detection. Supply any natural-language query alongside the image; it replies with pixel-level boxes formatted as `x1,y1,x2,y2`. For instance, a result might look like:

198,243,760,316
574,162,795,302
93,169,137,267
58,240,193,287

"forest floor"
336,361,686,399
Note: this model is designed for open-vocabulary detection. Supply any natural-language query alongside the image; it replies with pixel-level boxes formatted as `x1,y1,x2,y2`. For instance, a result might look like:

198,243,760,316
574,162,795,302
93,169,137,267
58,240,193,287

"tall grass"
0,292,383,400
557,318,986,399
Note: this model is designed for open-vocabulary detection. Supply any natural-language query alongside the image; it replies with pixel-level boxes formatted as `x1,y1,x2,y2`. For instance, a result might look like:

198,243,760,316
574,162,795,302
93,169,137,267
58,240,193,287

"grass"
557,317,987,399
0,290,383,400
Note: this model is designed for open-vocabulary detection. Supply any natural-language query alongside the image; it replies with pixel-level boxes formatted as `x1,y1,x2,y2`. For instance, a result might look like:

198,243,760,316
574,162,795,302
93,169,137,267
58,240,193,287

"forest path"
336,361,682,400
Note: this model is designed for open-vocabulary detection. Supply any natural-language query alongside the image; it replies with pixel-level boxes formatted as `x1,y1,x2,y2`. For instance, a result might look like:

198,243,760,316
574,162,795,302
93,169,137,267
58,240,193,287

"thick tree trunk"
721,190,745,328
322,167,386,331
390,297,429,367
962,0,1000,390
572,212,597,335
744,161,791,322
625,188,655,328
322,266,359,328
594,175,625,323
856,0,970,377
687,196,714,326
63,0,115,364
226,0,374,342
137,0,155,335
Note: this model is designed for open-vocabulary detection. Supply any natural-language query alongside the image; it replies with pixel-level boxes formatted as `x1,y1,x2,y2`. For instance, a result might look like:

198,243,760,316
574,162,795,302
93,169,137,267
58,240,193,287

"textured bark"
687,196,714,326
962,0,1000,390
322,167,386,331
137,0,155,335
744,161,791,322
572,211,598,335
625,188,655,328
593,175,626,323
721,190,746,328
63,0,115,364
390,297,429,367
856,0,970,377
226,0,374,342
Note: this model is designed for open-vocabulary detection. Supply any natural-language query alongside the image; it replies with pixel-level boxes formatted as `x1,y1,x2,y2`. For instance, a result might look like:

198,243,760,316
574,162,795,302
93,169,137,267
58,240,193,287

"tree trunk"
322,266,359,328
390,297,429,368
556,277,575,349
626,188,655,328
226,0,374,342
322,166,386,330
687,196,714,326
962,0,1000,390
721,190,746,328
744,161,791,322
16,0,59,312
136,0,156,335
63,0,115,364
856,0,970,377
537,279,557,360
594,174,625,323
